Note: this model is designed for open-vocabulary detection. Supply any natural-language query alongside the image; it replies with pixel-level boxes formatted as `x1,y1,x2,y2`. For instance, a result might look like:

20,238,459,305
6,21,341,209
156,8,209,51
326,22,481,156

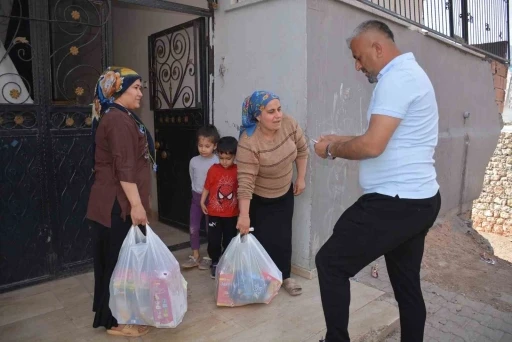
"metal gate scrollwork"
151,26,197,110
149,18,209,229
0,0,112,291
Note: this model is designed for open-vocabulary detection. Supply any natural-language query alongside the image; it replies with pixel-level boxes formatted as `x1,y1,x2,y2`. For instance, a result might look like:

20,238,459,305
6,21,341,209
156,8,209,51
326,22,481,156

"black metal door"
0,0,111,291
148,18,209,229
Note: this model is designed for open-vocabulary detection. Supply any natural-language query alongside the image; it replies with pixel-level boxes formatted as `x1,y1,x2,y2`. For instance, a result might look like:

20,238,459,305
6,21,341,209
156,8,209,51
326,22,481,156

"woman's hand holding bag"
236,215,251,234
131,203,148,226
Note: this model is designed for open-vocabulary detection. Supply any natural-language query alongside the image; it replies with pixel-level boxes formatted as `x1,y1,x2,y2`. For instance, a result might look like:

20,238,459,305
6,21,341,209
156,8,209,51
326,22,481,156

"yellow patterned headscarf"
92,66,141,122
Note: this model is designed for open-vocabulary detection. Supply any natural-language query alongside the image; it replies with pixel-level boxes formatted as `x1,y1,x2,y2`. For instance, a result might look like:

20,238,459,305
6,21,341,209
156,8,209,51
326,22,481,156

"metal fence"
361,0,510,62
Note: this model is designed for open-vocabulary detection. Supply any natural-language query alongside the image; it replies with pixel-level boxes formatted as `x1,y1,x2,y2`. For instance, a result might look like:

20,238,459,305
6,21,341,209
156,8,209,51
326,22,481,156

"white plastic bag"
215,232,282,307
109,225,187,328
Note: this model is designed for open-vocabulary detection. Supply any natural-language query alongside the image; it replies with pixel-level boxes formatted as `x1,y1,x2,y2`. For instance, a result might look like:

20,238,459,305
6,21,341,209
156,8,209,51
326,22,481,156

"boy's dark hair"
196,125,220,144
217,136,238,155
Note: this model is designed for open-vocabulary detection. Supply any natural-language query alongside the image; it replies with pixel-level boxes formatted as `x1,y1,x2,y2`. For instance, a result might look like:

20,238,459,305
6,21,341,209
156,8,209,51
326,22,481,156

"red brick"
494,75,506,90
497,62,508,77
498,101,505,114
491,60,498,74
496,88,506,102
496,99,504,114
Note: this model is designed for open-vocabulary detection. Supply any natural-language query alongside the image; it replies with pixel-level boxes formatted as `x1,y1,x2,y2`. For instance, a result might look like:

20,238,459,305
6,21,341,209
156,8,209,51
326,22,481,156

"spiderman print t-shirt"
204,164,239,218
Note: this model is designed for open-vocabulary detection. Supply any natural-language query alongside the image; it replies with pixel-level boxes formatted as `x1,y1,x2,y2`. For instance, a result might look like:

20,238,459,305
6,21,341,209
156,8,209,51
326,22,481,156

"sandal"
283,278,302,296
107,324,150,337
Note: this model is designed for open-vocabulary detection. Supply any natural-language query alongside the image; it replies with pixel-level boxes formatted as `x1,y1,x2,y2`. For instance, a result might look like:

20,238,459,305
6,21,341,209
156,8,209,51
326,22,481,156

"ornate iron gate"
0,0,111,291
149,17,209,229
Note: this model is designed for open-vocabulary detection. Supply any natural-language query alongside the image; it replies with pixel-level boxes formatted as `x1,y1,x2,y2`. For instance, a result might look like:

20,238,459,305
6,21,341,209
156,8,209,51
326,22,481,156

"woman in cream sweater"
236,90,309,296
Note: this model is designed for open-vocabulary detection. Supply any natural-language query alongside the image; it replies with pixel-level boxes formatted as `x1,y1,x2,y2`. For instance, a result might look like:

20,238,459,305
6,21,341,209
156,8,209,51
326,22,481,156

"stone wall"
472,130,512,236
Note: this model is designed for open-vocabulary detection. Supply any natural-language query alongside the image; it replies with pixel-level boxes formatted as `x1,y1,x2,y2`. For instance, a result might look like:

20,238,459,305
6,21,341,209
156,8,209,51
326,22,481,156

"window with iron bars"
361,0,510,62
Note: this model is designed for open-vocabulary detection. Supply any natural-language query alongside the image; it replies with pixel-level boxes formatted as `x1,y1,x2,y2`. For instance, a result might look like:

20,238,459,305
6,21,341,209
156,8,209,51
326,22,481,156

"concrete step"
0,244,399,342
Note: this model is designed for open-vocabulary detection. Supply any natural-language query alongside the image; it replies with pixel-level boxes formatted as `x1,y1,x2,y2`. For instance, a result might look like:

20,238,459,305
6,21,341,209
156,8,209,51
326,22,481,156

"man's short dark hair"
217,136,238,155
196,125,220,144
347,20,395,45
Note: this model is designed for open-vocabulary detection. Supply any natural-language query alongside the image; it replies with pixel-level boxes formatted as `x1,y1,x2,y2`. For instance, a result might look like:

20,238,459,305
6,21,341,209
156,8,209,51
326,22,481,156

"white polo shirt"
359,52,440,199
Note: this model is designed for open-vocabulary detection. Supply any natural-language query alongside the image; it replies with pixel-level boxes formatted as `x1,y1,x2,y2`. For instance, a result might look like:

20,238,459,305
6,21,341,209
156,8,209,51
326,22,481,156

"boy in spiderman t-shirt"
200,136,239,278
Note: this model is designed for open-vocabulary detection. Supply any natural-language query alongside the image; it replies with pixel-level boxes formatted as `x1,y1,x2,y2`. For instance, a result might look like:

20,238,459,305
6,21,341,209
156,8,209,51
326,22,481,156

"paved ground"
353,256,512,342
0,245,398,342
150,221,190,247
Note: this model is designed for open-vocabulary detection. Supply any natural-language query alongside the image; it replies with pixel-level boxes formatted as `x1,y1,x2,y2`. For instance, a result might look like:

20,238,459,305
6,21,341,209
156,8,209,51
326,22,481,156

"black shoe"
210,263,217,279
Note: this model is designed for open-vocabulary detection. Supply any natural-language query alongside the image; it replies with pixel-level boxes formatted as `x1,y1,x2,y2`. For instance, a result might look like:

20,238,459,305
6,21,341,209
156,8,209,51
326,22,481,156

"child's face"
197,136,216,157
218,152,235,169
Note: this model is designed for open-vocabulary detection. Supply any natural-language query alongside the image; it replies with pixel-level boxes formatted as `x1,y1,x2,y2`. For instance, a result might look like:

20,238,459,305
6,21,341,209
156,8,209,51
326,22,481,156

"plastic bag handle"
144,224,157,242
130,225,147,244
125,226,137,245
238,227,254,243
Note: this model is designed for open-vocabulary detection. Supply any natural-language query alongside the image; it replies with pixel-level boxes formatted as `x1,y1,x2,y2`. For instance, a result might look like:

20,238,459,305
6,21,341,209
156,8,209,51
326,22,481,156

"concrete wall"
112,1,203,210
306,0,501,269
215,0,501,273
213,0,311,269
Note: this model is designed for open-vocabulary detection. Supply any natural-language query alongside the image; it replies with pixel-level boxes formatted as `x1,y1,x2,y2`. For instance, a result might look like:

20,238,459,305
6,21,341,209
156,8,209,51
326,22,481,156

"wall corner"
491,60,508,115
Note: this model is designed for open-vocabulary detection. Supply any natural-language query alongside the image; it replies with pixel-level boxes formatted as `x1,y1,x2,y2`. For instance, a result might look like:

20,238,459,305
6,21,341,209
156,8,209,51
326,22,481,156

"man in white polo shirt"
314,20,441,342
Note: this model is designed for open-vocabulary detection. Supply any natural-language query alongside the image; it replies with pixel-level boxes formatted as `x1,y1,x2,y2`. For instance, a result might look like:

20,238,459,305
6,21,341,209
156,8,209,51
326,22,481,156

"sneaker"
198,257,212,270
181,256,199,269
210,263,218,279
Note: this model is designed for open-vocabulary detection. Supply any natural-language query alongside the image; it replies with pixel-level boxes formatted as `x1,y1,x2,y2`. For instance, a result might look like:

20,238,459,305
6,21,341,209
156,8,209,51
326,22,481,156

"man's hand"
322,134,356,144
318,134,339,143
313,114,401,161
314,136,331,159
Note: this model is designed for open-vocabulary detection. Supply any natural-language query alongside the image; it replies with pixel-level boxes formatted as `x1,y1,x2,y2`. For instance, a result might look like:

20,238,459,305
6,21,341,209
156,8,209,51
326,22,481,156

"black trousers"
207,215,238,263
90,200,143,329
250,184,294,279
315,192,441,342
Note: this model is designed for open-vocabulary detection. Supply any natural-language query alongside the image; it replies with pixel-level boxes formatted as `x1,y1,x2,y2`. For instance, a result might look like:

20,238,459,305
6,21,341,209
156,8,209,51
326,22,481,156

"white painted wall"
112,2,202,210
214,0,311,269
